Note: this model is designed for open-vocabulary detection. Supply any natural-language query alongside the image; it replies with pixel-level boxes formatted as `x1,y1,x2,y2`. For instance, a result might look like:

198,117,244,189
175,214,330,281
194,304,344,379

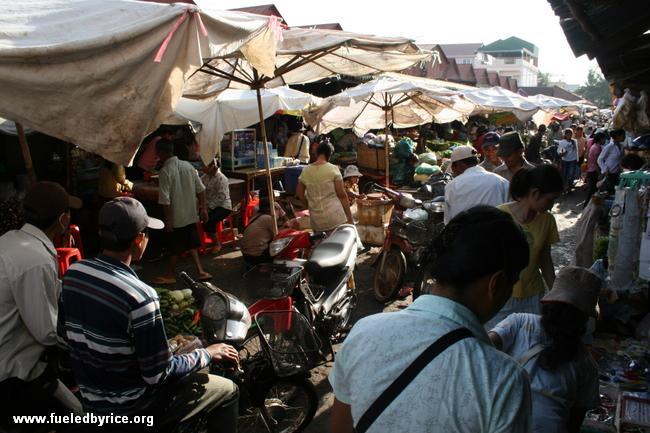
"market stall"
304,73,474,185
0,0,275,166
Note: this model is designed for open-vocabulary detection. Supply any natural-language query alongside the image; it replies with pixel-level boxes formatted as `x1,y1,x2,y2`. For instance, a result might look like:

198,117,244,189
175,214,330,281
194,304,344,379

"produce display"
156,288,201,338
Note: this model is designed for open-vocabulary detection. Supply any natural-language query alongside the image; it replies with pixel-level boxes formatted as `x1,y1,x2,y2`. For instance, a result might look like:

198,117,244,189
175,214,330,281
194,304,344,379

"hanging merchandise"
613,89,638,131
607,187,626,279
637,90,650,131
610,187,645,292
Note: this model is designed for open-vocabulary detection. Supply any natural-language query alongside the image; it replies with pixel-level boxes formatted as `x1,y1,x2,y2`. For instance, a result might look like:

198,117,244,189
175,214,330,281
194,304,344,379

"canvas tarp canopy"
462,86,540,121
0,0,275,165
171,87,321,161
182,27,432,99
526,94,581,110
304,73,475,137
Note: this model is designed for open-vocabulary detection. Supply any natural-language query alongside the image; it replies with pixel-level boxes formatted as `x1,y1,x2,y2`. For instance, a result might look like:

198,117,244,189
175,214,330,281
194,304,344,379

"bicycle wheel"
239,378,318,433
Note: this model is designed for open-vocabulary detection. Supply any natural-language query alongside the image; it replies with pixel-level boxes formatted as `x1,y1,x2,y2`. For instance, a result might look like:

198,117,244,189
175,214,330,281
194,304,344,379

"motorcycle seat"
306,225,357,276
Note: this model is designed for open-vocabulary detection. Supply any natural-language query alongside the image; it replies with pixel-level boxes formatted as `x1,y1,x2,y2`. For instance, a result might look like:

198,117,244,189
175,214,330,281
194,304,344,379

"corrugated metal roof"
229,4,285,23
439,43,483,58
546,0,650,90
479,36,539,57
519,86,582,102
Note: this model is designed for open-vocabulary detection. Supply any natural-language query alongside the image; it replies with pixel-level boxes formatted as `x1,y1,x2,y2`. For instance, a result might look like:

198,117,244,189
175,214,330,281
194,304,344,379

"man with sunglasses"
57,197,240,431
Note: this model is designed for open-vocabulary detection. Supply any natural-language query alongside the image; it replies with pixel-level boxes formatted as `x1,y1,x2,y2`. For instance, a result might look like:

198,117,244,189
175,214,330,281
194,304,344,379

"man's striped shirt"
57,255,211,413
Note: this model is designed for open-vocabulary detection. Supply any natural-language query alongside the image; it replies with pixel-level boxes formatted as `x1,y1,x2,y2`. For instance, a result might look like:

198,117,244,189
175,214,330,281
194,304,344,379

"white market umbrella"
173,87,321,160
304,73,474,185
462,86,540,121
182,27,432,232
0,0,275,167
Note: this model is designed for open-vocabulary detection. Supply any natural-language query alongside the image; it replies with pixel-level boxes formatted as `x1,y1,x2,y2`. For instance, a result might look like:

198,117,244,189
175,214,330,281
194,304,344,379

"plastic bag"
415,162,441,175
613,89,637,131
418,152,438,166
637,90,650,130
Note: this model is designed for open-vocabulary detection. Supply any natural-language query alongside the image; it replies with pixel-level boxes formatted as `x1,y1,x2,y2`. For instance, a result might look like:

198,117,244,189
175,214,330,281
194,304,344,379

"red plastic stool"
243,197,260,227
68,225,84,258
57,248,82,277
216,216,236,245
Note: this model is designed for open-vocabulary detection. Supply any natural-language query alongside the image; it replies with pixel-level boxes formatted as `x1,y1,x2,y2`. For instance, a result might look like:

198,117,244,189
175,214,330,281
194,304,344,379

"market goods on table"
156,288,201,338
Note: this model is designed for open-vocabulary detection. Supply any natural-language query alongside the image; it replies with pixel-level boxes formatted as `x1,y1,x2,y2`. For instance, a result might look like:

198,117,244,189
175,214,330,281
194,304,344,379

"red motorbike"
370,183,445,302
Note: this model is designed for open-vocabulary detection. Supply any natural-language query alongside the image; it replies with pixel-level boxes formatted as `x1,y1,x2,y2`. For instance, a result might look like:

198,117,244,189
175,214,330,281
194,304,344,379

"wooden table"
223,166,287,199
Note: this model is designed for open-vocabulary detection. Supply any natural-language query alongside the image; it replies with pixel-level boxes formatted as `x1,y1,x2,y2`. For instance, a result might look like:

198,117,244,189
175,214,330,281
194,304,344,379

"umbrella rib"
232,57,255,83
272,48,338,79
201,64,251,86
350,97,375,129
328,51,384,73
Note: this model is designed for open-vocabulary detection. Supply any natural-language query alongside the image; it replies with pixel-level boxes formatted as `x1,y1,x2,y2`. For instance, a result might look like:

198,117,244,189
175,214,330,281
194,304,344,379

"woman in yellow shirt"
486,164,564,329
98,159,133,200
296,141,353,232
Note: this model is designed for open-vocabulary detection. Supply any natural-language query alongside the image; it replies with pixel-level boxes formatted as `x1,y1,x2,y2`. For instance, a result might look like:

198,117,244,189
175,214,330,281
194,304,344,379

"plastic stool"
243,197,260,227
217,216,236,245
57,248,82,277
68,225,84,258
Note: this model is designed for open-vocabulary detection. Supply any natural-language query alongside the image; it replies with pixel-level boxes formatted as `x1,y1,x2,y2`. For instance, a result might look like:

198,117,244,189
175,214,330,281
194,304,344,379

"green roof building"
478,36,540,86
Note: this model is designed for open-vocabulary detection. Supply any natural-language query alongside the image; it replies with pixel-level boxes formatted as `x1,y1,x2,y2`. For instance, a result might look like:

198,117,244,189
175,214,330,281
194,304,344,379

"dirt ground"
137,187,588,433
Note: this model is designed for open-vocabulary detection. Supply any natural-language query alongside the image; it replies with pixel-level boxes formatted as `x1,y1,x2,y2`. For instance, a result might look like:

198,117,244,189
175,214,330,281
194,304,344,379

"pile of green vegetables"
157,288,201,337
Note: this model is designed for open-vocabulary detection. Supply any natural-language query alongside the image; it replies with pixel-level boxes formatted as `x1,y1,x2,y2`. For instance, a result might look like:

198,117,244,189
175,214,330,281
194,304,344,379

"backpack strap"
354,328,474,433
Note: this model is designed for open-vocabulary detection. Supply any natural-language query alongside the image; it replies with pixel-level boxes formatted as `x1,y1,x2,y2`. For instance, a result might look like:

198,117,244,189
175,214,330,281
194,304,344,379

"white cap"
450,145,478,163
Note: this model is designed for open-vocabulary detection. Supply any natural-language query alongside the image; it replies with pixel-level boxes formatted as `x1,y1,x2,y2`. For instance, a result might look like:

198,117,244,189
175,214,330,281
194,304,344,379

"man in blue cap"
478,132,502,173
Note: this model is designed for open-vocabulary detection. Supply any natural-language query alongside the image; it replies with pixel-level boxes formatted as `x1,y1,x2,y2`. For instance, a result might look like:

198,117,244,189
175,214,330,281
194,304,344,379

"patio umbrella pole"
253,70,278,234
16,122,36,186
384,105,390,187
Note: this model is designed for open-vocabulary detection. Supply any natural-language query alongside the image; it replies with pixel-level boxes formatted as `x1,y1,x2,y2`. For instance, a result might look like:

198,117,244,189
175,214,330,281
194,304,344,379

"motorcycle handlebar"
179,271,195,287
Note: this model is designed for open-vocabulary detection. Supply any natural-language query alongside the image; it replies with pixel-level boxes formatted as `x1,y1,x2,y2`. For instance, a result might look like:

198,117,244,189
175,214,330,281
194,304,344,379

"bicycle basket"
255,310,320,377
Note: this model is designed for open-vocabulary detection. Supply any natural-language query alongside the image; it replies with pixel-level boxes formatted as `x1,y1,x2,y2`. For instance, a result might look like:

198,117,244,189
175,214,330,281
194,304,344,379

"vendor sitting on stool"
343,165,365,206
240,198,286,267
200,159,232,253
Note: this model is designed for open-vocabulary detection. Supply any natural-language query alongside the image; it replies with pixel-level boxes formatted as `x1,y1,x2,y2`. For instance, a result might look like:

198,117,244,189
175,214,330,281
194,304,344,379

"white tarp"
182,28,432,99
462,86,540,121
304,73,475,137
173,87,321,162
0,0,274,165
527,94,580,110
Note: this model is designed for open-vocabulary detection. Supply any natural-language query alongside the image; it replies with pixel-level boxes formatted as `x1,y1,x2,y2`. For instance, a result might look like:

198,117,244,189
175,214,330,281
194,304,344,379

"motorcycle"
265,224,360,358
179,272,320,433
370,183,445,303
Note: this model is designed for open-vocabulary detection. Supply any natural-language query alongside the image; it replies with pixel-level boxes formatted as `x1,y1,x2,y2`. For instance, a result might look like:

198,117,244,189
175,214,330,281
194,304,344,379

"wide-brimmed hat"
343,165,363,179
497,132,524,157
541,266,601,317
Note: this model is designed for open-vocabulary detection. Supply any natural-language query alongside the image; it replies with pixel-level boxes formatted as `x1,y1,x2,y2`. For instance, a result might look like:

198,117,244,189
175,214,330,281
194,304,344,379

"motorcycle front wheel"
373,249,406,303
238,378,318,433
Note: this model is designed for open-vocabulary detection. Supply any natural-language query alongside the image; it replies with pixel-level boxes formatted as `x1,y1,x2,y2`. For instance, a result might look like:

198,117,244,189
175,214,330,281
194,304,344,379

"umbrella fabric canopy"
304,73,474,137
0,0,274,165
174,87,321,162
462,86,540,120
182,27,432,98
304,73,474,185
178,26,430,233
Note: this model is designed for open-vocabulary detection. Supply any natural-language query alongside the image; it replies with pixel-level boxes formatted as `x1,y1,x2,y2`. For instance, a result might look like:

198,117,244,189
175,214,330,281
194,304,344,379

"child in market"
343,165,365,206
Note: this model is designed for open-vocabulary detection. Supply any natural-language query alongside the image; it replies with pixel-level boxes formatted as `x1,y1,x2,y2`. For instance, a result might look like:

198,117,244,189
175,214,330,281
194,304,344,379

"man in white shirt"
597,129,626,192
330,206,532,433
0,182,82,423
153,139,211,285
444,146,509,224
557,128,579,191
